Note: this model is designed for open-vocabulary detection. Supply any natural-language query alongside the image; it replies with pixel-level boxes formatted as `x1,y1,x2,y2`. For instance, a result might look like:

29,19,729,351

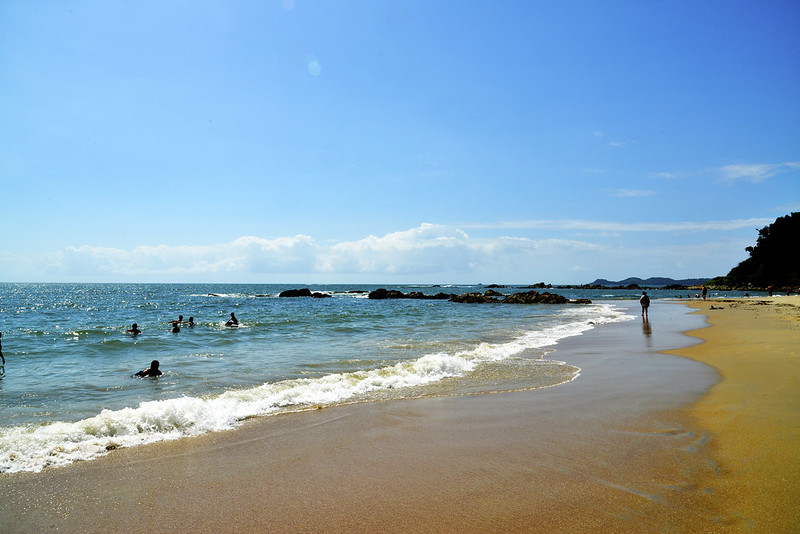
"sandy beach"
670,295,800,532
2,298,798,532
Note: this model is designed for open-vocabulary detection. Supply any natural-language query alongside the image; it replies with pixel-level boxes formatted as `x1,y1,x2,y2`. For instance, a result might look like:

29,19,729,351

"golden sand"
670,296,800,532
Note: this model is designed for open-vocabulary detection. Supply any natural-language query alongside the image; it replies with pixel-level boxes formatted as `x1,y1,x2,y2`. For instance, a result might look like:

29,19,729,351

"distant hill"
589,277,711,287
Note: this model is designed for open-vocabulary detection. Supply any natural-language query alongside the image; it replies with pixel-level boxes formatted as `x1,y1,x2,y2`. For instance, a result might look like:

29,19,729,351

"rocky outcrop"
449,292,493,303
279,288,313,298
279,288,331,298
502,291,568,304
368,288,451,300
367,288,588,304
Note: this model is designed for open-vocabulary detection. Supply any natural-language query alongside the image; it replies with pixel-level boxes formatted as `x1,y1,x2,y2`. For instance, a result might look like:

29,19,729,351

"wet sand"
669,296,800,532
2,299,792,532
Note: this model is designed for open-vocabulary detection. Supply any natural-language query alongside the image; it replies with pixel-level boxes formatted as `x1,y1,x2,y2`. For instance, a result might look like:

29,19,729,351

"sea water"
0,283,748,473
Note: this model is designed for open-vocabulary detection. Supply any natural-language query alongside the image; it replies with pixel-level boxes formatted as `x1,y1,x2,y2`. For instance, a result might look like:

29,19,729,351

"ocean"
0,283,753,473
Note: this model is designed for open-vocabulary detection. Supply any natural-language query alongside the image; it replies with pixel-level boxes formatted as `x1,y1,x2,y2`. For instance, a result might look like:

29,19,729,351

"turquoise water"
0,283,749,473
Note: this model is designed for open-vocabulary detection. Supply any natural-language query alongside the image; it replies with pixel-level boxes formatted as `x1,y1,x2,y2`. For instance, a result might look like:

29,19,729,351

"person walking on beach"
134,360,162,378
226,312,239,327
702,286,708,300
640,291,650,318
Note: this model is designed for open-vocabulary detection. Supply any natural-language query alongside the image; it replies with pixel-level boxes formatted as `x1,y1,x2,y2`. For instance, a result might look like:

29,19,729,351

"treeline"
708,212,800,290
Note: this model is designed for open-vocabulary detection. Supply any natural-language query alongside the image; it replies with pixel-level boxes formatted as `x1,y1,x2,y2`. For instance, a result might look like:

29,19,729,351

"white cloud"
717,162,800,183
47,235,320,277
648,171,679,180
0,217,771,283
611,189,656,198
25,223,603,281
462,218,772,232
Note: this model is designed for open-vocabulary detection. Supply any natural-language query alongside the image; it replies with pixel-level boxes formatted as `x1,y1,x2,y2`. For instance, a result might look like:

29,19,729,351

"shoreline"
3,299,794,531
669,296,800,532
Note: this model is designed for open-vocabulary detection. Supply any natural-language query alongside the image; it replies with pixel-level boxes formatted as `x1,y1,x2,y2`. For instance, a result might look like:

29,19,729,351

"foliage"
724,212,800,287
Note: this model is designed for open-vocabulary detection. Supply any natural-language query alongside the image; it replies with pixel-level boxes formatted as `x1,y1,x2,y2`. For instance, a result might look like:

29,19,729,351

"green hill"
712,212,800,288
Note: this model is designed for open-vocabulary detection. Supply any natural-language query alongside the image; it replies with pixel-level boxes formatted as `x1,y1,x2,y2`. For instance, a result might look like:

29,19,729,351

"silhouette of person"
226,312,239,327
170,321,181,333
187,317,195,327
127,323,142,335
639,291,650,318
135,360,162,377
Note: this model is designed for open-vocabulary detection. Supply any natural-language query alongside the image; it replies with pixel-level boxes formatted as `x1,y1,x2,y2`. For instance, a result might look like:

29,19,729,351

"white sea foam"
0,302,630,474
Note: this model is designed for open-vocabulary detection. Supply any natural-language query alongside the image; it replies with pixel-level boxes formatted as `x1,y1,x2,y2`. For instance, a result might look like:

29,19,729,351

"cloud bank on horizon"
0,218,776,284
0,2,798,284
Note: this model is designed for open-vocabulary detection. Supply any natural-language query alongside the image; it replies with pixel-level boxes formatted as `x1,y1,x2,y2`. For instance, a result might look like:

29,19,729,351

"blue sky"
1,0,798,284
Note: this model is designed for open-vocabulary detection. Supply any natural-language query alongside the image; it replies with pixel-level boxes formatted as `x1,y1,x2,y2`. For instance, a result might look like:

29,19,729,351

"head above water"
150,360,160,369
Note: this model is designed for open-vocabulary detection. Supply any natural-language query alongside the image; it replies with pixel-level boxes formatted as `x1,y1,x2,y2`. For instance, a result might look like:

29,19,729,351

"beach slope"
670,296,800,532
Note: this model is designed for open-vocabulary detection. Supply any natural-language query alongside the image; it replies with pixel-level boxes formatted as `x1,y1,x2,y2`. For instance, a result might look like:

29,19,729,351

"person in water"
640,291,651,318
226,312,239,326
135,360,162,377
0,331,4,365
127,323,142,335
170,321,181,333
187,317,195,327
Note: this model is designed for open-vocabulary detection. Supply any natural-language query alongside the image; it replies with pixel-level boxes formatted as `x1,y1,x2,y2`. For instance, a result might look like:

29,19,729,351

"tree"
725,212,800,287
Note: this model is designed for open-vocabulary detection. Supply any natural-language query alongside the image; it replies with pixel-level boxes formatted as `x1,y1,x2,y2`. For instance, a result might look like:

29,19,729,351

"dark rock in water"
279,288,313,298
537,292,569,304
311,292,331,298
485,284,506,288
368,288,400,299
367,288,388,299
502,291,539,304
367,288,583,305
525,282,552,289
571,299,593,304
501,291,569,304
368,288,451,300
450,292,498,303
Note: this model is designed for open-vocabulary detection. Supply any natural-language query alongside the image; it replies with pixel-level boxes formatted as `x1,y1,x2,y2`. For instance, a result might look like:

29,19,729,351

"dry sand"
2,298,798,532
669,296,800,532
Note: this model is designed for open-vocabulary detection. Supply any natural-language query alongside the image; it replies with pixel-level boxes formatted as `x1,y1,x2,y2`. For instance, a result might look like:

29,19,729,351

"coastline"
669,296,800,532
0,299,770,532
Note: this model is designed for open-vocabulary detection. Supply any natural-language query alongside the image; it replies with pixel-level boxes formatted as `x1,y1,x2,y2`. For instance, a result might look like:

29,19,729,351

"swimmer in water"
127,323,142,335
226,312,239,327
134,360,162,378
